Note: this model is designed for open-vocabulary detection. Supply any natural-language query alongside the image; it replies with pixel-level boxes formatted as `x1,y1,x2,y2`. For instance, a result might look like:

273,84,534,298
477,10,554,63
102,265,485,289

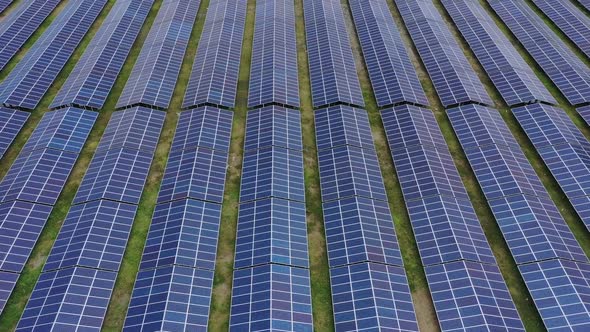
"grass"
294,0,335,330
207,0,256,330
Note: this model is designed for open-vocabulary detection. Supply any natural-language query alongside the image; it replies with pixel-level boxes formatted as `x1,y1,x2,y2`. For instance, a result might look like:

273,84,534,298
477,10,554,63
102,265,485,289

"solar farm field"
1,0,590,331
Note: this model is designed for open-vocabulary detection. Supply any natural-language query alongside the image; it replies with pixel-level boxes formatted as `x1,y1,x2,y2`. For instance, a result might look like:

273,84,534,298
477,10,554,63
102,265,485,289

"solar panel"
380,105,448,151
0,0,14,14
580,0,590,11
0,108,28,159
158,147,228,204
395,0,493,108
230,264,313,331
183,0,246,109
140,199,222,271
51,0,154,110
248,0,299,108
244,106,302,152
0,0,108,110
0,201,52,273
95,107,165,154
117,0,200,110
171,106,233,153
578,105,590,127
533,0,590,59
348,0,428,108
235,198,308,269
43,200,136,272
124,265,214,331
331,262,418,331
16,267,117,332
21,108,97,155
519,259,590,331
322,197,402,267
441,0,556,107
314,105,374,151
0,271,18,314
303,0,365,108
426,260,524,331
0,0,61,72
488,0,590,106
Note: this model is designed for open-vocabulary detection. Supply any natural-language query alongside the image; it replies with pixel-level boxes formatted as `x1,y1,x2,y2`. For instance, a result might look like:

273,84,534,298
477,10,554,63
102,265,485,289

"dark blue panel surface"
0,271,18,314
244,106,302,152
315,105,374,151
380,105,448,151
171,106,233,153
0,108,28,159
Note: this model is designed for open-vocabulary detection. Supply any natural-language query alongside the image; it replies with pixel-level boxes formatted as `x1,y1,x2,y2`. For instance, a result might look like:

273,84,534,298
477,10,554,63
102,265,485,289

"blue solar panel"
183,0,246,109
395,0,493,108
348,0,428,108
17,267,116,332
489,0,590,106
314,105,374,151
140,199,221,271
157,147,228,204
580,0,590,11
0,108,28,159
380,105,448,151
441,0,556,107
303,0,365,108
0,201,52,273
117,0,200,110
235,198,308,269
171,107,233,153
331,262,418,331
323,197,402,267
124,265,214,331
248,0,299,108
0,0,61,72
0,0,14,14
0,271,18,314
95,107,165,154
519,259,590,331
426,260,524,331
244,106,302,152
51,0,154,110
230,264,313,331
533,0,590,59
43,200,136,272
0,0,107,110
580,105,590,127
21,108,97,155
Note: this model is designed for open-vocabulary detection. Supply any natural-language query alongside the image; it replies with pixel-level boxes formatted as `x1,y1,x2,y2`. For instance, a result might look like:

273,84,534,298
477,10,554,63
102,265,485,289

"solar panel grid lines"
0,271,18,314
0,0,13,14
0,0,61,72
488,0,590,106
532,0,590,59
579,105,590,127
425,260,524,331
229,264,313,331
303,0,365,108
182,0,247,110
0,108,28,159
314,105,374,152
394,0,494,108
441,0,557,107
348,0,429,108
116,0,201,110
16,266,117,332
50,0,155,110
579,0,590,12
247,0,299,109
0,0,109,111
330,262,418,332
244,106,302,152
171,106,233,153
42,200,137,273
380,105,448,152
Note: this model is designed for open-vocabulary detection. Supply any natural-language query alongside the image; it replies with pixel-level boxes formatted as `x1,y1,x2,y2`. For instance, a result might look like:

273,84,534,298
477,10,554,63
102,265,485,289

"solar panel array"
230,106,312,331
117,0,200,110
348,0,428,108
0,0,108,111
51,0,154,110
447,104,590,331
314,105,418,331
533,0,590,59
395,0,493,108
0,0,61,72
512,103,590,230
248,0,299,109
0,108,28,159
579,105,590,126
0,0,13,14
183,0,247,110
303,0,364,108
441,0,556,107
125,107,232,331
381,105,523,330
489,0,590,107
